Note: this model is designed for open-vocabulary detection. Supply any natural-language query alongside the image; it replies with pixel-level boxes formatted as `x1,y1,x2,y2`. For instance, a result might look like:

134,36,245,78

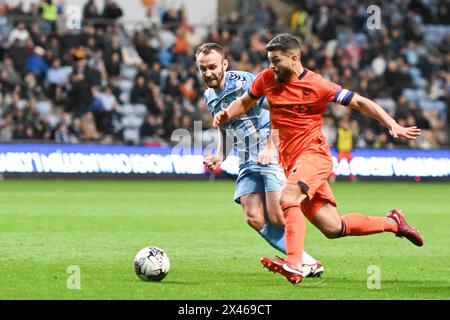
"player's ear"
223,58,229,71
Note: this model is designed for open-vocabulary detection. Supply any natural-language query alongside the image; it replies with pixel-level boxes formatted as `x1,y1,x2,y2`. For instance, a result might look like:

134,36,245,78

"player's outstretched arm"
348,93,421,141
213,92,257,127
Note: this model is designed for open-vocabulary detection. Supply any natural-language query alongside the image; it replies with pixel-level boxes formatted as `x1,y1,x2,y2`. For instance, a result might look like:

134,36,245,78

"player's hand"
257,146,273,165
213,110,230,127
388,122,421,141
203,154,223,171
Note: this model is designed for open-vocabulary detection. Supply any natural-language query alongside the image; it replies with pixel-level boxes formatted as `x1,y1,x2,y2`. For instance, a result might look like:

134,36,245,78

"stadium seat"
37,101,52,115
118,79,134,92
120,91,130,104
121,65,138,80
123,128,140,144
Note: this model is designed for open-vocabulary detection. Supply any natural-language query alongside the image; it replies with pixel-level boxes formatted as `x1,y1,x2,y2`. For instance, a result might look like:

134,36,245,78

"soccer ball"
134,246,170,282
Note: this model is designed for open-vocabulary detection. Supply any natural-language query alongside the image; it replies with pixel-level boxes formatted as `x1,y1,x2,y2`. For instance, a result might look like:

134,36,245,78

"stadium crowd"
0,0,448,149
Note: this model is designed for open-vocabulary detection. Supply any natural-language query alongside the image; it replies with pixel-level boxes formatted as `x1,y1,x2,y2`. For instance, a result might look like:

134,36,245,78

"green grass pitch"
0,179,449,300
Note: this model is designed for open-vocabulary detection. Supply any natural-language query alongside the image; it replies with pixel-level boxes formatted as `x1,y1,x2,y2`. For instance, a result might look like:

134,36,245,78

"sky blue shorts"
234,163,286,204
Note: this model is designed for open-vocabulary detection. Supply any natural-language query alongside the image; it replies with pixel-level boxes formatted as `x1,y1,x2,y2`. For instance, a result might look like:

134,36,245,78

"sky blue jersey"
204,71,275,166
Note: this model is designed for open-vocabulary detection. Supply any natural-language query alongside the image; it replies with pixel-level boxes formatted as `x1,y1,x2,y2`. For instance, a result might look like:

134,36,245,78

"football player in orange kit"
214,34,424,285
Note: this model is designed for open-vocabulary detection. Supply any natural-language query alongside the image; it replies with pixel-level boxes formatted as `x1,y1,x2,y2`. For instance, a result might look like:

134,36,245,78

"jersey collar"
297,68,308,80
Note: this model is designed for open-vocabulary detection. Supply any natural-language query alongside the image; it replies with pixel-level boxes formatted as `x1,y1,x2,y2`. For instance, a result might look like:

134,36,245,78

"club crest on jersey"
221,99,229,109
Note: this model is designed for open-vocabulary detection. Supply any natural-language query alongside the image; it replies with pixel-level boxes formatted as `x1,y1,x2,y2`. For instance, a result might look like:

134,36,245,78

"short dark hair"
195,43,224,58
265,34,301,55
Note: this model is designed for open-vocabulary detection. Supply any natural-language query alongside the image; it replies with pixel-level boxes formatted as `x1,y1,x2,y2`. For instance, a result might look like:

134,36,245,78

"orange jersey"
249,68,354,173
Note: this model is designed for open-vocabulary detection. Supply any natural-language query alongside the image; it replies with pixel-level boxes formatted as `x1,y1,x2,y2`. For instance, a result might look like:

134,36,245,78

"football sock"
258,222,285,254
259,223,317,265
282,203,306,266
340,213,399,237
301,250,317,265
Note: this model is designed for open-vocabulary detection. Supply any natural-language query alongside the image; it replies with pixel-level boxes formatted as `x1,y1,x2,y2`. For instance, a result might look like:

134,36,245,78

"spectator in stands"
83,0,100,23
26,46,49,81
374,132,391,149
0,113,14,141
38,0,59,33
161,6,183,33
253,0,278,29
334,118,355,181
148,62,163,86
141,0,162,28
172,27,191,66
32,114,53,140
437,0,450,24
140,113,166,146
91,85,119,135
179,77,197,102
130,74,149,105
45,58,71,102
359,129,376,148
0,0,447,149
102,0,123,23
104,51,121,80
0,56,23,87
104,34,122,63
68,117,82,143
163,70,180,98
235,51,253,72
8,21,29,47
13,121,28,140
58,112,80,143
80,111,101,141
135,35,160,66
55,122,70,143
291,5,310,39
121,40,143,66
67,56,95,118
225,11,241,36
322,116,337,147
193,99,213,130
384,59,412,99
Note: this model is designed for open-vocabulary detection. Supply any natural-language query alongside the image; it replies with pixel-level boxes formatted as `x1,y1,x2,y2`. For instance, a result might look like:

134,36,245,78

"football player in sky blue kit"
196,42,323,277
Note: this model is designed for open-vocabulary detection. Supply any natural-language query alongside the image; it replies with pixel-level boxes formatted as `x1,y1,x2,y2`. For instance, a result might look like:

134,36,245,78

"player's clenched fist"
213,110,230,127
203,154,223,171
257,146,273,165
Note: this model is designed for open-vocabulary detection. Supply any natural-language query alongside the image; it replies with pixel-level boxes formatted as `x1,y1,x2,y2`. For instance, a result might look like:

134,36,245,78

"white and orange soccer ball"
134,246,170,282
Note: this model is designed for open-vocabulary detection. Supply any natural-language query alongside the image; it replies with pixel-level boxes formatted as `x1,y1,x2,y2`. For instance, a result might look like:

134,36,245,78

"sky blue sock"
258,222,287,255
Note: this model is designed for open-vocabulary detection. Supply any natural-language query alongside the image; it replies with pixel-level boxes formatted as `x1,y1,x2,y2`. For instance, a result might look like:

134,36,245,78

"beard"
273,68,292,83
204,69,225,89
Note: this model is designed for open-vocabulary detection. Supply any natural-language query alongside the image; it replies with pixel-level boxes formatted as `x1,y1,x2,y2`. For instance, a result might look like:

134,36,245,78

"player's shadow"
124,279,201,285
159,280,203,285
216,272,326,289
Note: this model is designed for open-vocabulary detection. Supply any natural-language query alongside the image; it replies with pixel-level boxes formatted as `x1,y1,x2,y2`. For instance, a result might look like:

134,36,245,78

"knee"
321,220,342,239
245,211,265,231
279,192,295,207
279,186,306,211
